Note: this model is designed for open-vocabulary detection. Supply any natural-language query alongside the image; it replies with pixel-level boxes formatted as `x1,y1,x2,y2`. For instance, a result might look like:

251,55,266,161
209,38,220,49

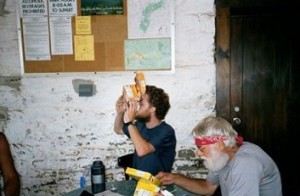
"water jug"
91,160,105,193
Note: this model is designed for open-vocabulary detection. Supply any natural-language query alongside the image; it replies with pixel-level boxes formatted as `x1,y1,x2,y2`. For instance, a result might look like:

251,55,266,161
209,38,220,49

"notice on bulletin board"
74,35,95,61
75,16,92,35
48,0,77,16
19,0,48,18
22,17,51,61
49,16,73,55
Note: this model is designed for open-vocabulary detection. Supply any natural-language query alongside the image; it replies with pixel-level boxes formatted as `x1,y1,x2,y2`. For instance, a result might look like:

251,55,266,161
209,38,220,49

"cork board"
20,0,174,74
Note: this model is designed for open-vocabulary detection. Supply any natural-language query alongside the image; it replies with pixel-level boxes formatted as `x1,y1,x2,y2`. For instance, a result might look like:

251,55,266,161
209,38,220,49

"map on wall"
127,0,171,39
125,38,171,70
126,0,174,71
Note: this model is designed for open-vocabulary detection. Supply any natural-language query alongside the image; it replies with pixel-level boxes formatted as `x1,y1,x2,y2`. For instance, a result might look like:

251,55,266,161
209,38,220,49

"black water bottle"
91,160,105,193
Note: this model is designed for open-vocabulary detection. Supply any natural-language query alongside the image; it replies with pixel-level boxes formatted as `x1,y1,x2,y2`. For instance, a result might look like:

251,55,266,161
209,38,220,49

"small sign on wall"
81,0,123,15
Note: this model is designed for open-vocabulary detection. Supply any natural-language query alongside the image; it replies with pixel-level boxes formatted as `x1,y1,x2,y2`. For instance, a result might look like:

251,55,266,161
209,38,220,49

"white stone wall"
0,0,216,195
0,0,21,76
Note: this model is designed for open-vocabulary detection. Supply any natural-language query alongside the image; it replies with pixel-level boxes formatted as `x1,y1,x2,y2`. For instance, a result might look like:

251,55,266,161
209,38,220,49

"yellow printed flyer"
75,16,92,35
74,35,95,61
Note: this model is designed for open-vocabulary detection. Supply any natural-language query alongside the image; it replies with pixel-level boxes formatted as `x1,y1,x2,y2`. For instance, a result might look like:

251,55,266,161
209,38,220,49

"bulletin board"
19,0,175,74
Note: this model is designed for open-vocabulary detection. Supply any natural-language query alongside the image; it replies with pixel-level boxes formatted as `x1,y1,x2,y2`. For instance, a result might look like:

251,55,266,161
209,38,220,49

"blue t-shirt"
207,142,282,196
123,121,176,176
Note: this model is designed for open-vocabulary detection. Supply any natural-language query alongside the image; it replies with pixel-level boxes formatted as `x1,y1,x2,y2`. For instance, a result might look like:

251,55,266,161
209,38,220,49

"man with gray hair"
156,116,282,196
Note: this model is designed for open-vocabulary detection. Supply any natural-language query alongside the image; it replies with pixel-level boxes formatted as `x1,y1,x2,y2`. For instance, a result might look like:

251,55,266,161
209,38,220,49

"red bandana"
195,135,226,146
195,135,243,146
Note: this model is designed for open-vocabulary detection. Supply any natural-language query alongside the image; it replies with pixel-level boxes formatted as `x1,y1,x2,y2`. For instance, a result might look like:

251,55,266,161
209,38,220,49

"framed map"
126,0,175,72
125,38,171,70
127,0,172,39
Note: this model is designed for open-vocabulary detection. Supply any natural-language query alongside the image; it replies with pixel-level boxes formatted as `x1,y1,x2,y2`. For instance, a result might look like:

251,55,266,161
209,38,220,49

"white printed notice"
22,17,51,60
50,17,73,55
20,0,48,17
48,0,77,16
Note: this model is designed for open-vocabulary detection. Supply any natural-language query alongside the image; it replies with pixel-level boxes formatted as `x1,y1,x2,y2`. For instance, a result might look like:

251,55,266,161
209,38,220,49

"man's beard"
135,115,150,123
202,147,229,172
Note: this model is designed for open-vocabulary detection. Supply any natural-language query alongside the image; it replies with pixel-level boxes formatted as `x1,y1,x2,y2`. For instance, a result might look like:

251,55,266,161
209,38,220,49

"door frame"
215,7,231,121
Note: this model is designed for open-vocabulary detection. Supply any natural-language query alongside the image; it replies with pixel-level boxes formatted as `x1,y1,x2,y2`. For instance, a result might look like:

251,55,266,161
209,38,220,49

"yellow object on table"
125,167,161,196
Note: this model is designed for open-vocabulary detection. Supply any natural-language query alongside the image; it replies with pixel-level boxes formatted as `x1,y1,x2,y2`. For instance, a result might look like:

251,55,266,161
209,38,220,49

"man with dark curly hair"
114,85,176,176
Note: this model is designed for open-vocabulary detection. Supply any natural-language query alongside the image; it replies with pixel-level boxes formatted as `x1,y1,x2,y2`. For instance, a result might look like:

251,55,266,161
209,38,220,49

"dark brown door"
216,6,300,195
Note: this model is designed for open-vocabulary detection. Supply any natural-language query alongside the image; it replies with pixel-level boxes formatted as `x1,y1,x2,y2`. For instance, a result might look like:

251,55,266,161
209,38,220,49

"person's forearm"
4,178,20,196
173,174,215,195
114,112,124,134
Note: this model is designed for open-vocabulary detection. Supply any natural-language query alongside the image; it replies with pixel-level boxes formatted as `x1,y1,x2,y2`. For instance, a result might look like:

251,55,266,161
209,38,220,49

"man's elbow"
136,150,147,157
114,130,123,135
136,146,154,157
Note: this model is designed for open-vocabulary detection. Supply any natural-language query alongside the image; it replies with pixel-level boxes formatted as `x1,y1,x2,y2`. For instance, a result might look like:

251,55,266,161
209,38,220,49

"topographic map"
125,38,171,70
127,0,171,39
125,0,173,70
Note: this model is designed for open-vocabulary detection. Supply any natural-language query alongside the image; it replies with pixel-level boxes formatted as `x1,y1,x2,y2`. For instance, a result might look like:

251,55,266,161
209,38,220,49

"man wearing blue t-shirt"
114,85,176,176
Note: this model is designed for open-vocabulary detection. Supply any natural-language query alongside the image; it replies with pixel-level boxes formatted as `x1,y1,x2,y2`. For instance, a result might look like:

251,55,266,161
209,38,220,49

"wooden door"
216,6,300,195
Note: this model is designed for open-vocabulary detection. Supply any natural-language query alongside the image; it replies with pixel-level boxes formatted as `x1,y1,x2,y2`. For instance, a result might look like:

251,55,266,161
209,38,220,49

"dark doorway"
216,5,300,195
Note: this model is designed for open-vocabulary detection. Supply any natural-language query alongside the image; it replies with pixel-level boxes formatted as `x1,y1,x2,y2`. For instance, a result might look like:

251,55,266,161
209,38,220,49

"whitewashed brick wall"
0,0,215,195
